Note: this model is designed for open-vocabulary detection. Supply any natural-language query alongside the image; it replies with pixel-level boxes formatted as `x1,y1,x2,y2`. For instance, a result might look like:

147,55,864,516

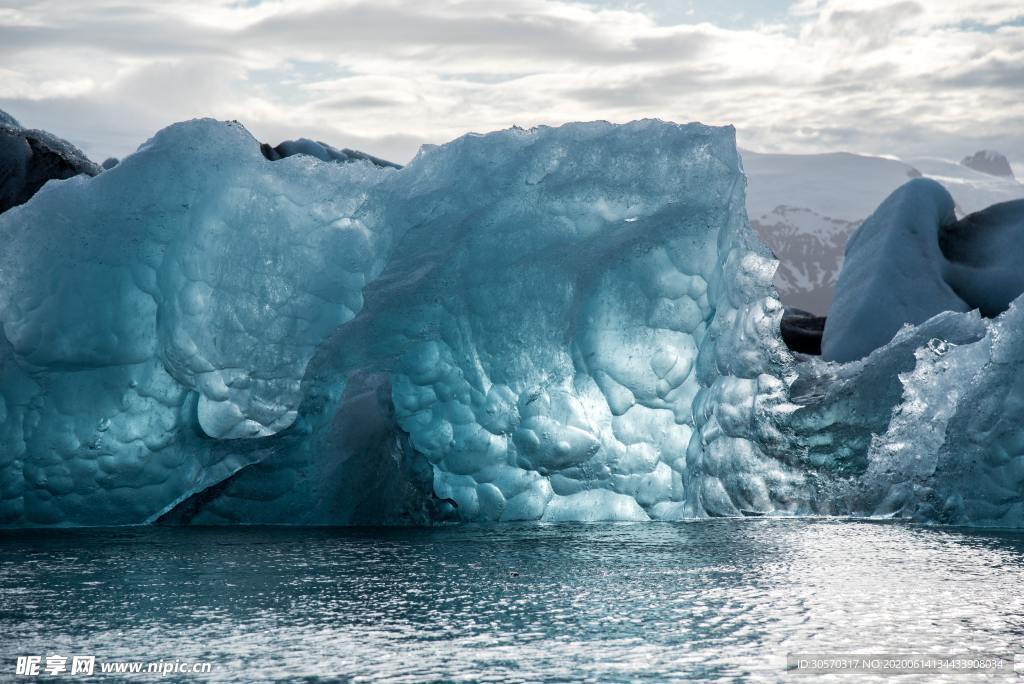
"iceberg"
0,119,395,525
1,116,1022,528
0,118,804,526
854,303,1024,526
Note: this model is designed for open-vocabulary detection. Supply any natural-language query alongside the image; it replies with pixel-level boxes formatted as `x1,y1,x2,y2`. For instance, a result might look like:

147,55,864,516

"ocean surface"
2,520,1023,682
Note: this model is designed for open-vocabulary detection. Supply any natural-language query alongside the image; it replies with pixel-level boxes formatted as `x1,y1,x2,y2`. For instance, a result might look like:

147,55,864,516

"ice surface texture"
1,118,1022,528
0,120,396,524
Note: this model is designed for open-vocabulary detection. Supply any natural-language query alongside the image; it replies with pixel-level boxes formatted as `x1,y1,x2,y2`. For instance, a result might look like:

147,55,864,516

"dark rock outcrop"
781,308,826,356
260,137,401,169
0,112,101,214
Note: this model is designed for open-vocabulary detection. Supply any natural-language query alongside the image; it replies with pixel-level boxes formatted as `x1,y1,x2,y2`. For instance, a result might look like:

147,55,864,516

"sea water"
2,520,1023,681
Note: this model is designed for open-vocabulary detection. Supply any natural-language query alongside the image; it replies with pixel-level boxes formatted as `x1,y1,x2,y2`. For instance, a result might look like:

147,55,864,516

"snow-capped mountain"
744,149,1024,315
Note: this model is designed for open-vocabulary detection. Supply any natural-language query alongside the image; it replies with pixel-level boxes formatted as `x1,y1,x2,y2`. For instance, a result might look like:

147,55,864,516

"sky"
0,0,1021,169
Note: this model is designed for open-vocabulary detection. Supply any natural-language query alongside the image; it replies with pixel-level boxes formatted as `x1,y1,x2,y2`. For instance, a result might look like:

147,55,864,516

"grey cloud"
0,12,229,60
937,56,1024,89
318,95,413,110
238,4,713,66
0,2,715,75
625,32,712,61
813,1,923,51
808,63,900,92
568,67,764,108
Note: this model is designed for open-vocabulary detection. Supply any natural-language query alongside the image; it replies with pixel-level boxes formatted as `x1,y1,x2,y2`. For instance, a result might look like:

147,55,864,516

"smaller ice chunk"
822,179,965,362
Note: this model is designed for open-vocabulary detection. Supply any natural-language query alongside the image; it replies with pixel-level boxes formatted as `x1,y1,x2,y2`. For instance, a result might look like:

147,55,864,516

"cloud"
939,54,1024,89
0,0,1019,169
809,1,923,51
